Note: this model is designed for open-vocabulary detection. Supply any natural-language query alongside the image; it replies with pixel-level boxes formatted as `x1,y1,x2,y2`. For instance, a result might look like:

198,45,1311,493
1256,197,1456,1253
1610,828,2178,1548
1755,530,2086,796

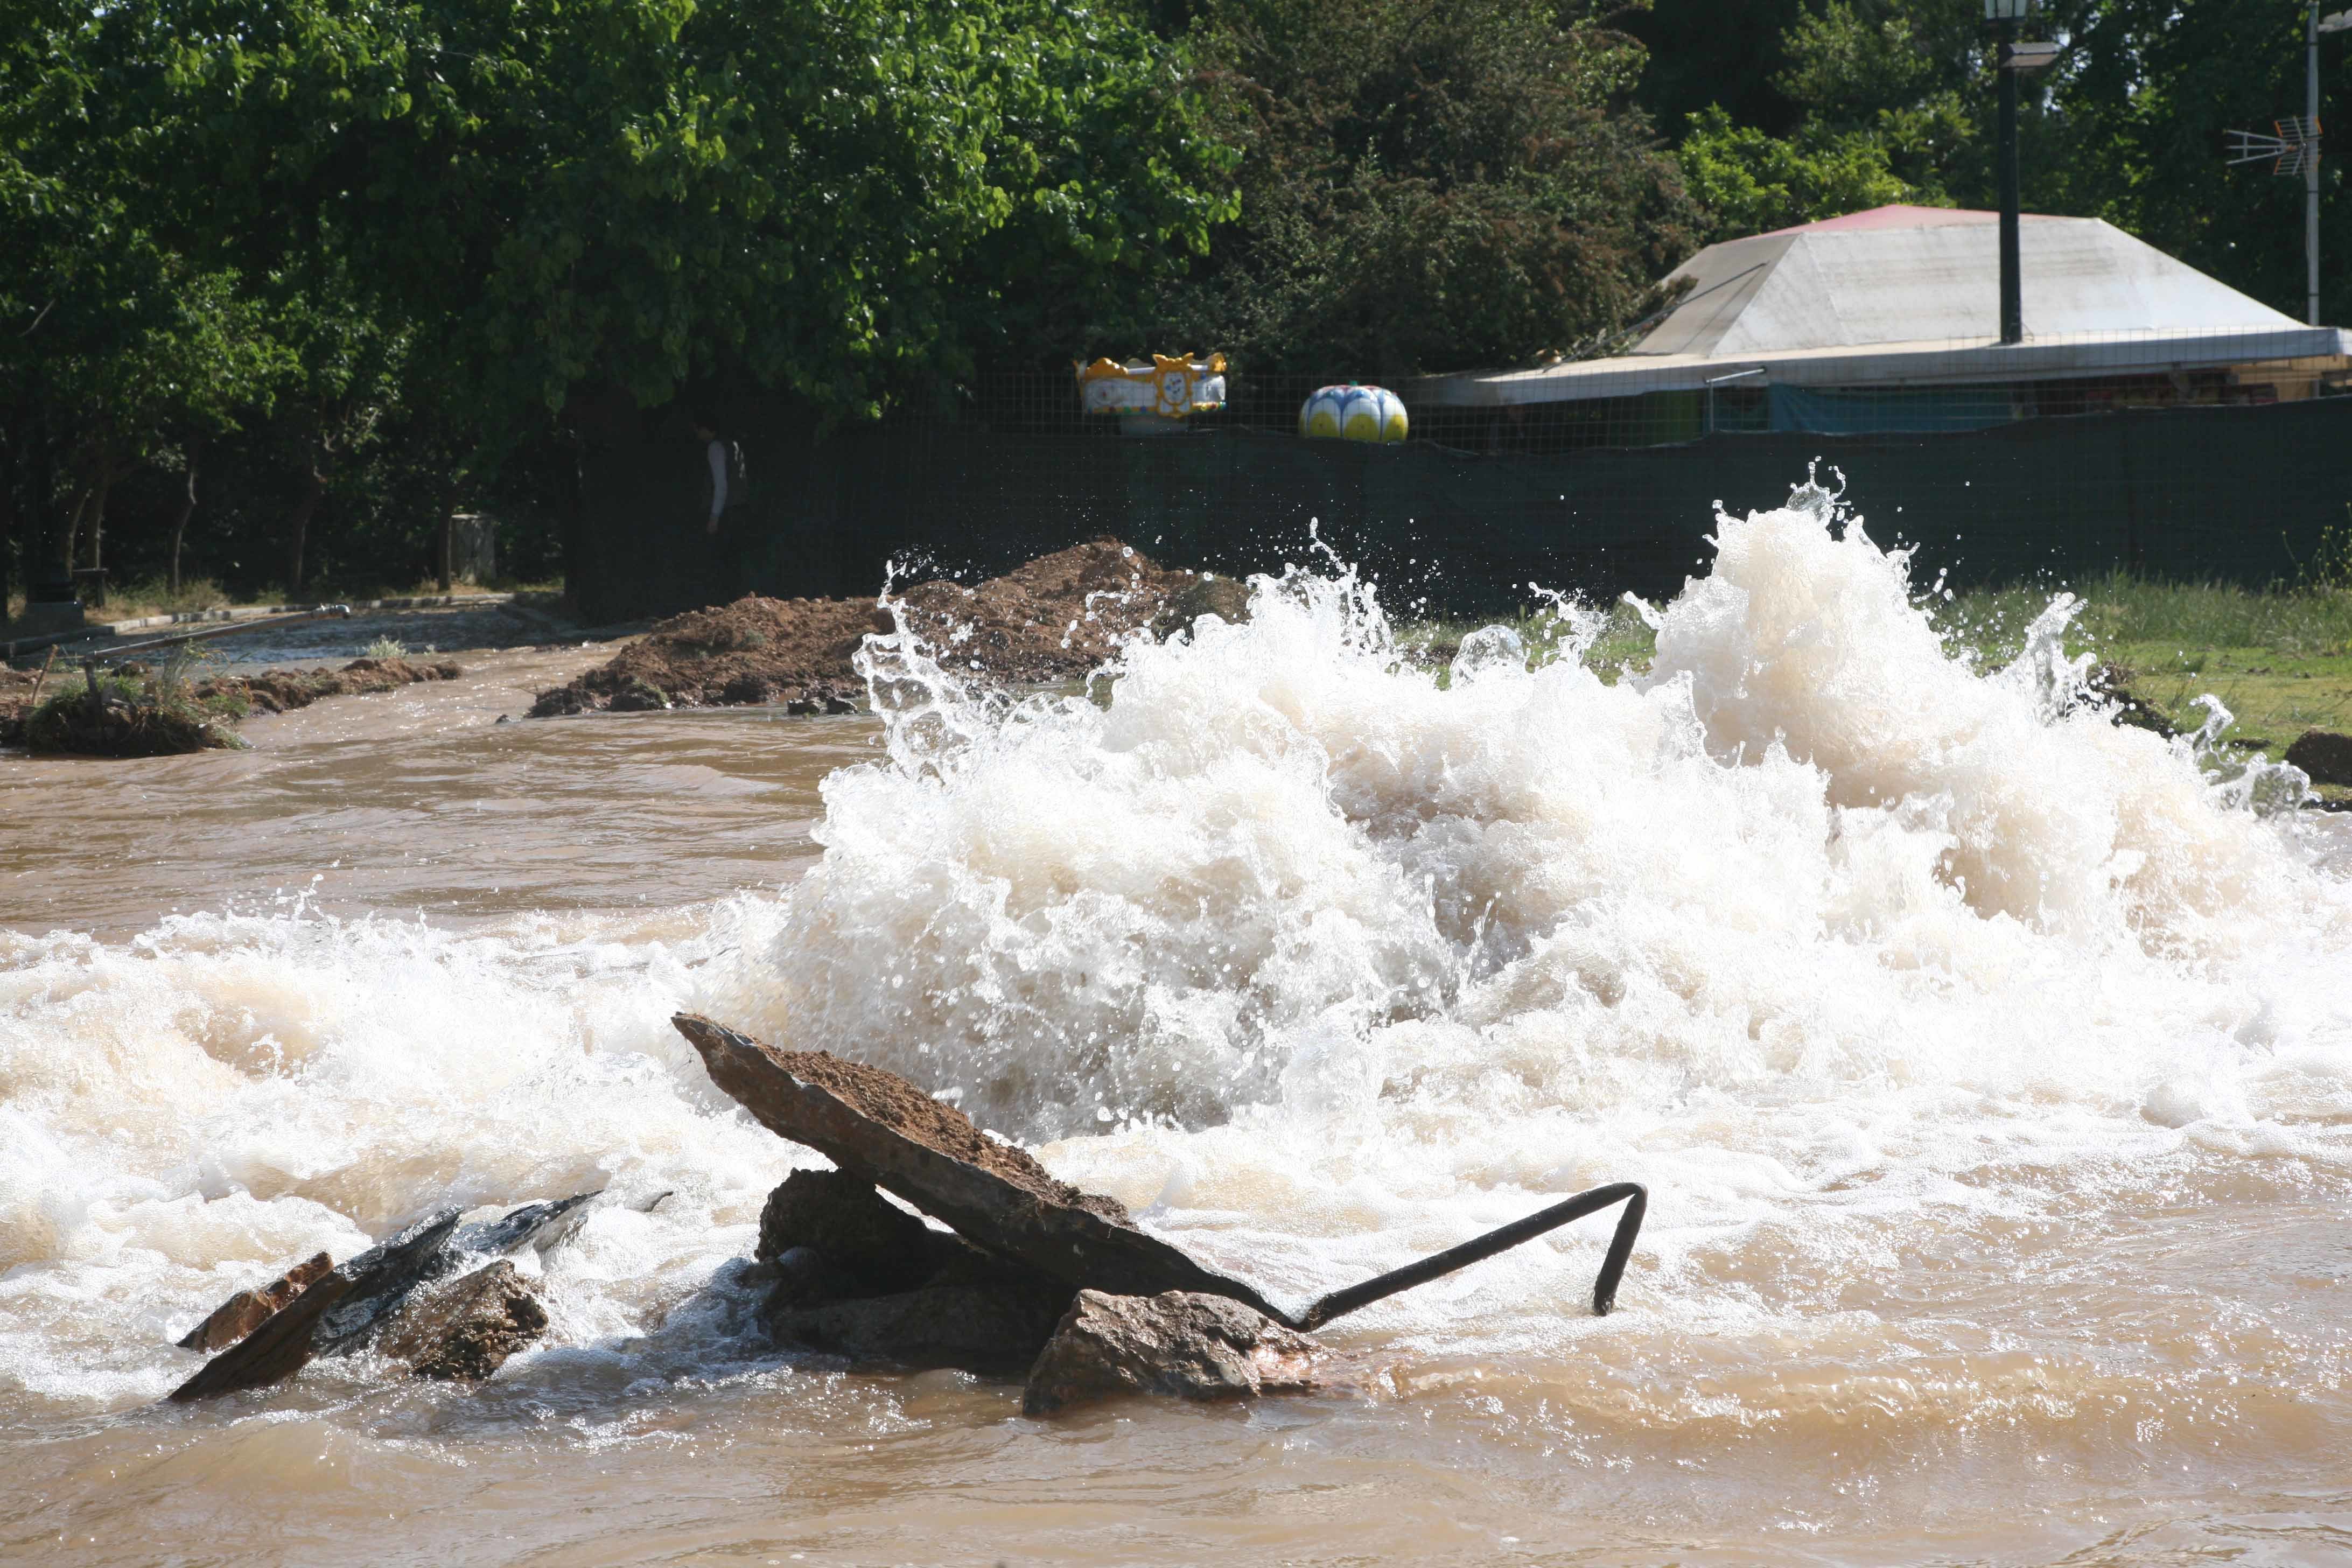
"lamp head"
1983,0,2035,18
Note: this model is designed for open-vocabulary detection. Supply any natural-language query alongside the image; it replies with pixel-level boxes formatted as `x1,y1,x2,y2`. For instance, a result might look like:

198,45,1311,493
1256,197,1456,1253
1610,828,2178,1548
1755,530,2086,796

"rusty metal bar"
1291,1181,1647,1331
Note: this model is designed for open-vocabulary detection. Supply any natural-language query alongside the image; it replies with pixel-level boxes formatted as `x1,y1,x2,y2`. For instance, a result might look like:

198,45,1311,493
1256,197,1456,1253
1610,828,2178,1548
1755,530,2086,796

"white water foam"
6,488,2350,1413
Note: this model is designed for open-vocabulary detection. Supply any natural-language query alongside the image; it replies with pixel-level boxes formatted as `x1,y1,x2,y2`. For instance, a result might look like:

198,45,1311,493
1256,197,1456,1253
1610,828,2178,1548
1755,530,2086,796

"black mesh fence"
569,360,2352,624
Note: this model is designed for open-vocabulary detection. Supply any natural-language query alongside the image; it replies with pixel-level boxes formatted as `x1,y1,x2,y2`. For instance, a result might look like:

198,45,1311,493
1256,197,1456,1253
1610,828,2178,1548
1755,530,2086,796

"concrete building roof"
1409,206,2347,408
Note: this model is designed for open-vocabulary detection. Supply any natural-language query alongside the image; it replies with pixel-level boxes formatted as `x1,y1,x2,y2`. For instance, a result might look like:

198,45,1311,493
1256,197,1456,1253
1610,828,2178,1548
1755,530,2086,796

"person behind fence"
694,420,748,535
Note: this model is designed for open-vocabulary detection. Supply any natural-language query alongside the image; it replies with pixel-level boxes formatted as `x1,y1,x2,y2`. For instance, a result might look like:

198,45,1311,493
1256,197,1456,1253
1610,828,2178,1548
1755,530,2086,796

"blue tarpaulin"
1767,384,2020,433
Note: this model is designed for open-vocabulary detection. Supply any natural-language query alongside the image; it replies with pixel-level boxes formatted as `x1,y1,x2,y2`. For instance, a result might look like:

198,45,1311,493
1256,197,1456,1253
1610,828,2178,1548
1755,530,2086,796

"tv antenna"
2224,5,2351,325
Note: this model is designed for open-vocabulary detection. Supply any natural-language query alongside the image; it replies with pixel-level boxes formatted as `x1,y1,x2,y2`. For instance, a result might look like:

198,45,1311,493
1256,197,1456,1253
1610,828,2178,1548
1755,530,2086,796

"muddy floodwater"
6,503,2352,1566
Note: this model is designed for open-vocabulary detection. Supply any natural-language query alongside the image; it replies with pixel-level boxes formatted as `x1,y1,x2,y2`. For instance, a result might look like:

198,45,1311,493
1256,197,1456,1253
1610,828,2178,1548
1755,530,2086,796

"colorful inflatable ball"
1298,384,1408,443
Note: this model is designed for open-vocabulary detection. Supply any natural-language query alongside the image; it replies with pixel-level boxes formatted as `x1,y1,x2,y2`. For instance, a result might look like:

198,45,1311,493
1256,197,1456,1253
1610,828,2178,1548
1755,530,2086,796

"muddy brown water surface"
3,645,871,941
8,532,2352,1566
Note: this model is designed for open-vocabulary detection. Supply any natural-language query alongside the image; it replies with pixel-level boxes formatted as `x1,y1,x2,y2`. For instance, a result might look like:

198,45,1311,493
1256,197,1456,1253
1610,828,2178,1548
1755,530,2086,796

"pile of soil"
530,539,1223,717
194,655,466,716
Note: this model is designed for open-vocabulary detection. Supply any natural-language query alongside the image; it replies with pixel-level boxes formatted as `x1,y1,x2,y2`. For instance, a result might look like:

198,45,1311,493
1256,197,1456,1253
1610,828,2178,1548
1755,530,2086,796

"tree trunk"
169,437,202,596
87,452,114,577
286,456,326,597
435,467,458,592
0,416,16,616
59,478,93,580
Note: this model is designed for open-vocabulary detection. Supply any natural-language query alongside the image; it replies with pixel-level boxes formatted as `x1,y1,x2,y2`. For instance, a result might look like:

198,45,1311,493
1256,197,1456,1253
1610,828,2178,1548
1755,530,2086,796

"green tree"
1163,0,1702,377
1675,105,1915,242
1,1,287,603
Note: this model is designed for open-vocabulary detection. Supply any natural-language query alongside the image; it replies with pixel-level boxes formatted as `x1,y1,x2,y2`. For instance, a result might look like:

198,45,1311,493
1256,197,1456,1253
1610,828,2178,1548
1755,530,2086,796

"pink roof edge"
1763,203,2067,236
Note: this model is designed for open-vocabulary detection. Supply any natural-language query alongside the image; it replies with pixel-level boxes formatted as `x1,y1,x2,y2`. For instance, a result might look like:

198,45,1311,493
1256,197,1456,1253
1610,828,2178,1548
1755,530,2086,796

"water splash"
5,486,2350,1425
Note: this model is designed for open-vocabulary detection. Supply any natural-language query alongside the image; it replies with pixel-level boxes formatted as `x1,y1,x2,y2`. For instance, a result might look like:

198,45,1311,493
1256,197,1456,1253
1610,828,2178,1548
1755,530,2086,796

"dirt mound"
530,540,1207,717
3,655,465,754
196,656,465,716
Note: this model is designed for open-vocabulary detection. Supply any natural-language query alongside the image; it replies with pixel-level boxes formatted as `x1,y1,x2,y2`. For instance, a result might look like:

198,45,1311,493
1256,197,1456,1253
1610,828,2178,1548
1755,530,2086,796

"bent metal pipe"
1285,1181,1647,1332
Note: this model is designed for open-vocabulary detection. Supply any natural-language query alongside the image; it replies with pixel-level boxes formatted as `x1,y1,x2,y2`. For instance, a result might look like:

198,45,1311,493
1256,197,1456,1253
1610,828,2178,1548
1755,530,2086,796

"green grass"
1396,599,1654,685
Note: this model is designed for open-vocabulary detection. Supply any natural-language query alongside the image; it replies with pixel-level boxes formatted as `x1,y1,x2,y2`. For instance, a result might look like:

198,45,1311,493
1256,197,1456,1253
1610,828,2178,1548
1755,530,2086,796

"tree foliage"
1159,0,1701,376
1656,0,2350,324
3,0,1240,601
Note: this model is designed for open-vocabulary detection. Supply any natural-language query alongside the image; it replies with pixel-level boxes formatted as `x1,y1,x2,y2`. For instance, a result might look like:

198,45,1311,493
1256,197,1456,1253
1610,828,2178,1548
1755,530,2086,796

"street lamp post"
1986,1,2057,345
2311,6,2352,324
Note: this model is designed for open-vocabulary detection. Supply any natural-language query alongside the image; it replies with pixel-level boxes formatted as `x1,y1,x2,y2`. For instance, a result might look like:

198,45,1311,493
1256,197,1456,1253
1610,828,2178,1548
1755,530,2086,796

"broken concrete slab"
167,1267,355,1402
165,1194,603,1400
373,1261,549,1382
1021,1290,1333,1417
310,1208,467,1357
175,1252,332,1354
451,1189,601,1259
673,1013,1284,1317
169,1209,463,1401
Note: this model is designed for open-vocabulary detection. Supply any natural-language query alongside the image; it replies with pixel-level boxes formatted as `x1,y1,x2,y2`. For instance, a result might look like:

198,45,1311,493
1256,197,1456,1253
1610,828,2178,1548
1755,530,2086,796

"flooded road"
6,507,2352,1566
4,642,875,940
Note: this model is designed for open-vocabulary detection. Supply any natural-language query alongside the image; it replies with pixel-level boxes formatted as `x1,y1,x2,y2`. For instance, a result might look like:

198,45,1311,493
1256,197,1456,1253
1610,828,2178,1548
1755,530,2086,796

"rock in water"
166,1269,355,1402
2286,730,2352,787
751,1170,1077,1368
175,1252,332,1353
451,1190,602,1259
755,1170,936,1292
769,1278,1072,1376
310,1209,467,1356
166,1210,462,1401
372,1262,549,1381
671,1013,1285,1316
1022,1290,1332,1417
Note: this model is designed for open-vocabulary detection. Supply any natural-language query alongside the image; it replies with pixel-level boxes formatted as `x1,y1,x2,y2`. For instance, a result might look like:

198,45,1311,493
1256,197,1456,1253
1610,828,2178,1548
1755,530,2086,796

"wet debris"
1022,1290,1334,1417
166,1192,599,1402
677,1013,1647,1415
672,1014,1284,1315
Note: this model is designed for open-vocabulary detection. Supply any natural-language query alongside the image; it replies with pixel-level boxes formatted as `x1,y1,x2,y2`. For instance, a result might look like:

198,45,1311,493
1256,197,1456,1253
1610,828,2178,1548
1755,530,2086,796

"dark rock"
671,1013,1284,1315
310,1209,467,1356
452,1190,601,1259
372,1261,549,1382
2090,663,2177,738
721,674,773,704
783,698,822,716
2286,729,2352,786
166,1196,594,1400
760,1245,878,1313
1152,575,1252,638
1021,1290,1332,1417
167,1210,463,1401
175,1252,332,1353
755,1170,936,1292
607,677,670,712
822,694,857,715
770,1278,1073,1375
167,1268,354,1402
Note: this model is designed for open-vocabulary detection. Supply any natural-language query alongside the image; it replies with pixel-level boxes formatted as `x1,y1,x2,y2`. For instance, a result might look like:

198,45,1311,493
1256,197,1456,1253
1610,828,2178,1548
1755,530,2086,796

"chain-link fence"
569,338,2352,623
